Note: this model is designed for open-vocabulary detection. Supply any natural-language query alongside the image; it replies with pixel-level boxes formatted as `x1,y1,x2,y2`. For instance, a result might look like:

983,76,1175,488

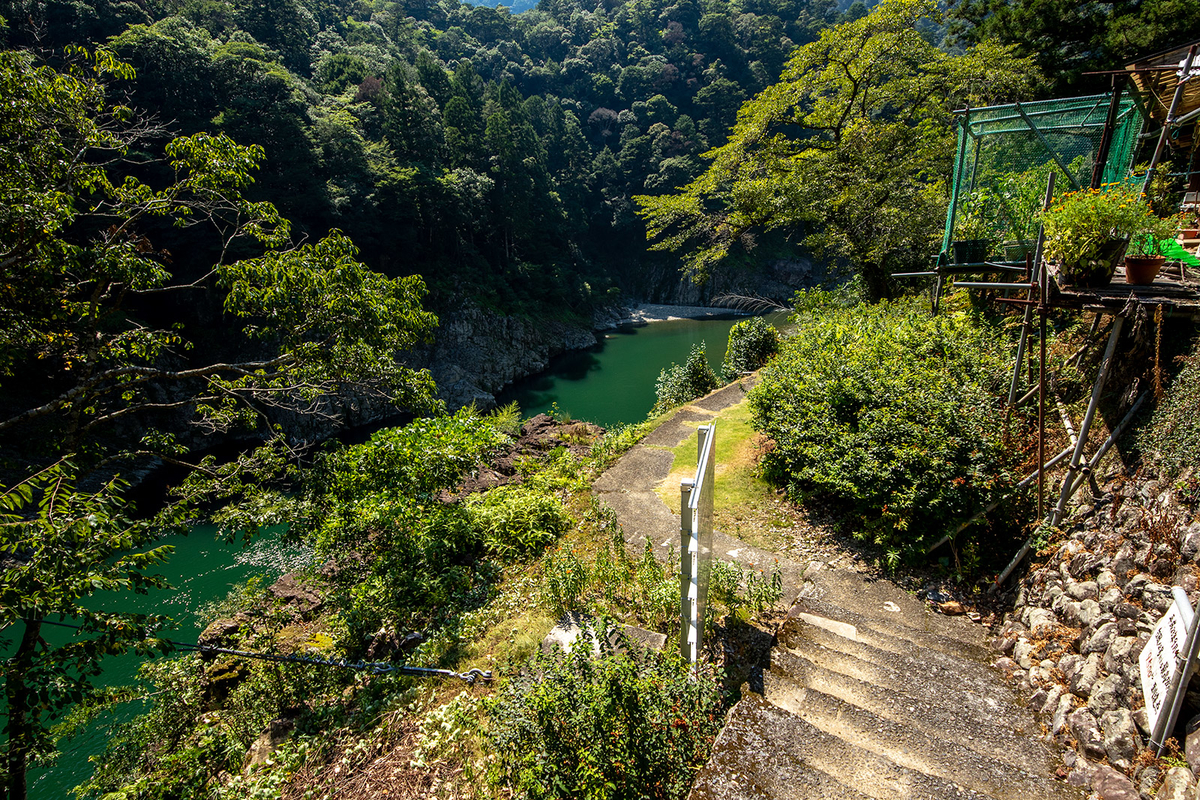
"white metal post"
680,423,715,664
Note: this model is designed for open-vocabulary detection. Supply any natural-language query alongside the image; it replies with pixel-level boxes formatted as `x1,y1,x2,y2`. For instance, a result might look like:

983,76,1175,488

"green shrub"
467,485,572,559
301,408,510,640
311,406,509,506
1138,335,1200,475
487,618,726,800
749,296,1016,567
652,343,719,415
589,422,648,470
486,400,524,437
721,317,779,380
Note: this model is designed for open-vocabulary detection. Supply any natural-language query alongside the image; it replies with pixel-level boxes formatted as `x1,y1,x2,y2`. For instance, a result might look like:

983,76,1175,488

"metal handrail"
688,424,715,511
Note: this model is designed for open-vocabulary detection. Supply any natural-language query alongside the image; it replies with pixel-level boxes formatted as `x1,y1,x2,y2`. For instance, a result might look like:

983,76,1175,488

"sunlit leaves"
1,464,175,793
635,0,1036,297
749,293,1018,562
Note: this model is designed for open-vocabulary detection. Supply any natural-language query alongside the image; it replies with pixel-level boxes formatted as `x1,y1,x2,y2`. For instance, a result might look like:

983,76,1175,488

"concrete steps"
590,384,1081,800
690,564,1084,800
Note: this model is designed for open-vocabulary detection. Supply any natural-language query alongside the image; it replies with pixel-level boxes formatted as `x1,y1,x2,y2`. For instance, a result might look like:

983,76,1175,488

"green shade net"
1161,238,1200,267
942,94,1144,260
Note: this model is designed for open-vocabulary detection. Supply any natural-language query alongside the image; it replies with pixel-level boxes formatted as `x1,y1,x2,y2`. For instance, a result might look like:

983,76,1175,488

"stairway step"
775,621,1042,747
690,694,993,800
799,567,989,653
760,671,1075,800
781,609,1002,691
763,657,1053,781
690,701,871,800
789,592,993,664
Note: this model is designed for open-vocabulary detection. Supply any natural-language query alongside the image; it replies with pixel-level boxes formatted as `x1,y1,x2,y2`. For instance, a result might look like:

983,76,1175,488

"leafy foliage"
0,46,439,493
0,465,173,799
749,293,1018,566
0,0,861,314
709,558,783,621
298,407,510,639
486,618,726,800
721,317,779,380
949,0,1200,95
652,343,719,415
0,47,440,798
543,546,589,616
466,485,572,558
635,0,1036,300
1139,334,1200,477
78,643,348,800
1041,184,1183,283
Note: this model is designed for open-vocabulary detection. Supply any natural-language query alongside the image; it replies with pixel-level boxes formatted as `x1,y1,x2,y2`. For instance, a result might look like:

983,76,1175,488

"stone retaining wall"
995,467,1200,799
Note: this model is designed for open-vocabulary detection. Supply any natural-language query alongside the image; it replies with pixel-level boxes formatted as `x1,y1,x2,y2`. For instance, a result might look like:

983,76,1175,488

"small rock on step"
1087,672,1129,717
1052,693,1076,736
1100,708,1141,772
1068,707,1106,761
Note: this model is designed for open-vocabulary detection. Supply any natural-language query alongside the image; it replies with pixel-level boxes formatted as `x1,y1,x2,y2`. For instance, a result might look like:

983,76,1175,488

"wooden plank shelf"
1044,260,1200,318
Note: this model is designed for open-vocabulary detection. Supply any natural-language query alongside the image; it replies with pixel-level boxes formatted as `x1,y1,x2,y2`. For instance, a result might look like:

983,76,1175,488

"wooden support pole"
1008,173,1055,406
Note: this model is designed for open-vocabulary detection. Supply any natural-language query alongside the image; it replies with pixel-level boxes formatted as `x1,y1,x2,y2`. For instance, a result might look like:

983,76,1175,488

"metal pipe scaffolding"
1050,315,1125,527
1007,173,1055,407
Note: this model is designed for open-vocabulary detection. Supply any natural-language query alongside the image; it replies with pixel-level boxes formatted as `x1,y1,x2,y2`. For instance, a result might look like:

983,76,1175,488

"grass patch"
654,399,795,550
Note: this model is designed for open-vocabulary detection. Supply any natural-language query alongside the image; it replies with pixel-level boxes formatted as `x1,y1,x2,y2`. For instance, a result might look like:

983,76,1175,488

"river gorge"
15,308,786,799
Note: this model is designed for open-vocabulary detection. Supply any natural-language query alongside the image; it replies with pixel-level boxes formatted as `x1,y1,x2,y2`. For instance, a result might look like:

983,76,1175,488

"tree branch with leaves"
635,0,1036,301
0,45,440,800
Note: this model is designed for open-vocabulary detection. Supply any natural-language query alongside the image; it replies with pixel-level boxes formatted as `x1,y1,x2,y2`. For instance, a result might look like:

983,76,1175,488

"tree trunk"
860,261,893,303
5,616,41,800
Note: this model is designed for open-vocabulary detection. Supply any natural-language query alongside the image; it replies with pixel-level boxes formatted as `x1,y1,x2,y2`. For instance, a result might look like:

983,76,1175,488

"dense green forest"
948,0,1200,94
0,0,866,313
3,0,1195,311
5,0,1200,796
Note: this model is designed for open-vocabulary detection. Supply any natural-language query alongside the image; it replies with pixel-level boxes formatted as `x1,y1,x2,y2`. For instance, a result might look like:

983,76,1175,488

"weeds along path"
595,379,1083,800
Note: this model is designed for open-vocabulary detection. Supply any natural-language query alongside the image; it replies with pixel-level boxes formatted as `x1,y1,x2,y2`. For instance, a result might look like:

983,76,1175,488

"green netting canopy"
942,94,1144,260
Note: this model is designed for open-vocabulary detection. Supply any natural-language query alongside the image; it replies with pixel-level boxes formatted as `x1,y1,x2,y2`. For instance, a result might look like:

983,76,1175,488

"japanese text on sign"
1140,593,1195,731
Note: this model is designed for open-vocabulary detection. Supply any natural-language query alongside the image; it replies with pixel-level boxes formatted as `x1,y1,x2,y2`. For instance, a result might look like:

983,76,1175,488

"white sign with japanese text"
1140,588,1196,733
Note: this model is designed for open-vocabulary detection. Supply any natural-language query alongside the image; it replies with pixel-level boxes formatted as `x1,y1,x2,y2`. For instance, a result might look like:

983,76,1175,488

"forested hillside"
0,0,863,312
948,0,1200,94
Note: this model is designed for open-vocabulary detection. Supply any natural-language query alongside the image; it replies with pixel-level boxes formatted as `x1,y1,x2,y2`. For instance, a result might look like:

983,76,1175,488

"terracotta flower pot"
1124,254,1166,285
1182,228,1200,239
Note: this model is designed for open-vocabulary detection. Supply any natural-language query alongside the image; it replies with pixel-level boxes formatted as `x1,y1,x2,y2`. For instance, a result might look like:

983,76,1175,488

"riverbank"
595,303,754,330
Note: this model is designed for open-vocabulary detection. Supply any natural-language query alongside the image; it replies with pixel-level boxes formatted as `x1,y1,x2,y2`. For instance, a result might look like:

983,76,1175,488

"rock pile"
994,468,1200,799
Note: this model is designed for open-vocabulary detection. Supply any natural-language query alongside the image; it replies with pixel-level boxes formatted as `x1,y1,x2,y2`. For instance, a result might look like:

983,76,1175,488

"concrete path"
592,381,1083,800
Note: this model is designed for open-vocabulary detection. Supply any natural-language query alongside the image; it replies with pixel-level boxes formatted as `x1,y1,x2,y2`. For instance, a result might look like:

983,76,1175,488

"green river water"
497,312,788,426
13,312,784,798
19,526,311,800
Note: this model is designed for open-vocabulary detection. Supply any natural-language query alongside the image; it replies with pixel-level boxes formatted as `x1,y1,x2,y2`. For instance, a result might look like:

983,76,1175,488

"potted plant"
1181,209,1199,240
1125,213,1182,284
1041,184,1165,288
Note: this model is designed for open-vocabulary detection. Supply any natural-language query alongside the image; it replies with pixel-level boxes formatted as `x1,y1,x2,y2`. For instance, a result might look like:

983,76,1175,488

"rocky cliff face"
628,257,824,306
418,304,598,411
